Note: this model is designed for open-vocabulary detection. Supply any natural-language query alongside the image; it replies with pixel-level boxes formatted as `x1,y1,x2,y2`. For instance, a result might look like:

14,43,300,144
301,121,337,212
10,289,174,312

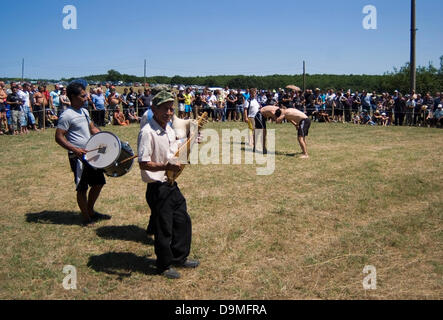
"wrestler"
260,106,311,159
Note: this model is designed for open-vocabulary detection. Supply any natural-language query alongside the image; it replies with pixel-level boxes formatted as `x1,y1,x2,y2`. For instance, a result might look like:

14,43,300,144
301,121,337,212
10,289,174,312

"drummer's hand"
166,162,182,173
73,147,87,158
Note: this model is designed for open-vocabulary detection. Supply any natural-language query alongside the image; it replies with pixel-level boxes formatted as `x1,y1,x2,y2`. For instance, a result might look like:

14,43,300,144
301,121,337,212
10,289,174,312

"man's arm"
89,120,100,135
55,128,86,158
139,161,181,172
6,98,21,106
276,113,285,124
289,119,299,128
243,101,249,122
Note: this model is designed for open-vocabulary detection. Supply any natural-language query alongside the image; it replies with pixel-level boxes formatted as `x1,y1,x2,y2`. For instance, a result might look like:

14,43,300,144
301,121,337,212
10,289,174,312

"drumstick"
86,145,107,153
119,154,138,164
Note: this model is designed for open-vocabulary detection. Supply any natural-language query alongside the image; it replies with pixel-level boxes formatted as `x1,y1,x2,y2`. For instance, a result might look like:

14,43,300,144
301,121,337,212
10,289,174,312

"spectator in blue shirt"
92,88,106,127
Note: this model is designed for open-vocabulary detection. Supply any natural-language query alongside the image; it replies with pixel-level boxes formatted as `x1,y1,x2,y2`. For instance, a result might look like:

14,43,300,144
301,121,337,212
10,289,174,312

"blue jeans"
222,105,227,121
11,110,20,131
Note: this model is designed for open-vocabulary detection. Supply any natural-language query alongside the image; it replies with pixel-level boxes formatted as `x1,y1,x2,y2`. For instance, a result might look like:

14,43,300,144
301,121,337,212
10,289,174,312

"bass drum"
84,131,134,178
103,142,135,178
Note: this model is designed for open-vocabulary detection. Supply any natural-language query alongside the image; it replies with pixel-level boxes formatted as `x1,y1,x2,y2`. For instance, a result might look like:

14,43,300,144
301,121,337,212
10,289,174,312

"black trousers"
394,112,405,126
33,106,44,129
145,182,192,270
97,110,105,126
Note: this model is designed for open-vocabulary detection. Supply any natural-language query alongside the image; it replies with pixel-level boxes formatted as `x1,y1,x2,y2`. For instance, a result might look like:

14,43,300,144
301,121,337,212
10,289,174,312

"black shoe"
160,267,181,279
174,259,200,269
81,219,95,227
91,212,111,221
146,225,154,237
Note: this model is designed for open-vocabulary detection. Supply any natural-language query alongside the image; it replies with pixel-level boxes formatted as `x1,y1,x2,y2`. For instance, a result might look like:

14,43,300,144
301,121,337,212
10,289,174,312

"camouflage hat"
151,84,171,95
152,90,174,107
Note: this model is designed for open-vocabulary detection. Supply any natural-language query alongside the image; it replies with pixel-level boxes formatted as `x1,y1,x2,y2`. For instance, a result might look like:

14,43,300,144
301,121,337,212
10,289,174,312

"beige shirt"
137,118,179,183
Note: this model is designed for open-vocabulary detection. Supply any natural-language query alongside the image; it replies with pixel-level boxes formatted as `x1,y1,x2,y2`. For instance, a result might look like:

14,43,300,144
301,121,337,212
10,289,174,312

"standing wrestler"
55,81,110,225
278,107,311,158
138,89,199,279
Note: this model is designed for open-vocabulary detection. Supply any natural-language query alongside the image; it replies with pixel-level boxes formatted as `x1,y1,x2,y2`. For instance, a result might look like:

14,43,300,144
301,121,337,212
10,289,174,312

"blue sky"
1,0,442,79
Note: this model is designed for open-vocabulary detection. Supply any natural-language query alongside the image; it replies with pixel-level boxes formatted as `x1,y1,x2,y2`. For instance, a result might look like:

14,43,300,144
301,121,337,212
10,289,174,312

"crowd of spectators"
176,86,443,128
1,80,442,135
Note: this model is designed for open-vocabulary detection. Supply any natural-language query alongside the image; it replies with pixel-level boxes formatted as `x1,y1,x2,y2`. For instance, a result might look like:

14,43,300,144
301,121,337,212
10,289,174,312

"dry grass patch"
0,121,442,299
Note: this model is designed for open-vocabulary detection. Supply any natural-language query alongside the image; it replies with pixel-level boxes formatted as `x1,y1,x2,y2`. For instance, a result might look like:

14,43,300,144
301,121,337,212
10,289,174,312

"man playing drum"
137,90,199,279
55,80,111,226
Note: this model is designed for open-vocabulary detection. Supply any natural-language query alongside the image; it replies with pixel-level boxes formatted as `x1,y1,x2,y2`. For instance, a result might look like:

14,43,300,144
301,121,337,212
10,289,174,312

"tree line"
5,56,443,94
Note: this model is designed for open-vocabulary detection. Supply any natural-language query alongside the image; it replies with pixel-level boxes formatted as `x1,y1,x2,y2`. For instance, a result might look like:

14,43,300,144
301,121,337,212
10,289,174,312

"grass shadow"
25,211,82,226
87,252,158,278
273,151,298,157
95,225,154,245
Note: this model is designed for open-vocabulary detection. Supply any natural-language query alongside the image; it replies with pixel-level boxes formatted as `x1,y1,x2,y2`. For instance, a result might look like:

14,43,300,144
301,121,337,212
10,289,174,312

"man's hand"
72,147,87,158
166,162,182,173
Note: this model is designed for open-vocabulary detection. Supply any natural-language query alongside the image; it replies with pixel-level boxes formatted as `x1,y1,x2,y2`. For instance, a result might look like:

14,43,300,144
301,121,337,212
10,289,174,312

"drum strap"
81,108,91,125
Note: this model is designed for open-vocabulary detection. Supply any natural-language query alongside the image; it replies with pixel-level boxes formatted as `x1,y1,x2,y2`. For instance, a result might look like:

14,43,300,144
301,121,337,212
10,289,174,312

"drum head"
85,132,121,169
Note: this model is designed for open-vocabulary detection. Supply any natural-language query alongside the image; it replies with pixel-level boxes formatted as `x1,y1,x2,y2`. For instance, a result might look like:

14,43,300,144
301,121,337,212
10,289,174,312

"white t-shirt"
208,95,217,109
326,93,336,102
57,107,92,149
17,90,30,108
245,98,261,118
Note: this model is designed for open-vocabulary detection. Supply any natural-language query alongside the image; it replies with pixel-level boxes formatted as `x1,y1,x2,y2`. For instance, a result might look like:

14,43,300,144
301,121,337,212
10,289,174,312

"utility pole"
303,61,306,92
21,58,24,81
410,0,416,94
144,59,147,85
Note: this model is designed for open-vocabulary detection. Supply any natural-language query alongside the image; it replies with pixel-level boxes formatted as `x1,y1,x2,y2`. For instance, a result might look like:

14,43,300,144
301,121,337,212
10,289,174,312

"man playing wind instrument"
137,89,199,279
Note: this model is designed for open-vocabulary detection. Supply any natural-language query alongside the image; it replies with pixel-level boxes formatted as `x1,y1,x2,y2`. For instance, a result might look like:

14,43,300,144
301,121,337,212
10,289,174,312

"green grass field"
0,121,442,299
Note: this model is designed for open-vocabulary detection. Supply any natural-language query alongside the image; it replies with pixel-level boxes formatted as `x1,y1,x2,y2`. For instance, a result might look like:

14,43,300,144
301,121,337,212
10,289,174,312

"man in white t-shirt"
207,91,217,121
18,83,38,132
243,88,262,151
17,85,30,134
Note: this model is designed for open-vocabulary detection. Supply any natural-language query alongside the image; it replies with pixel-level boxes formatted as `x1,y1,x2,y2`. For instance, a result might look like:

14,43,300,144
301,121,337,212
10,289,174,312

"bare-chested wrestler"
33,86,47,129
260,106,311,159
106,87,120,124
0,82,8,134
